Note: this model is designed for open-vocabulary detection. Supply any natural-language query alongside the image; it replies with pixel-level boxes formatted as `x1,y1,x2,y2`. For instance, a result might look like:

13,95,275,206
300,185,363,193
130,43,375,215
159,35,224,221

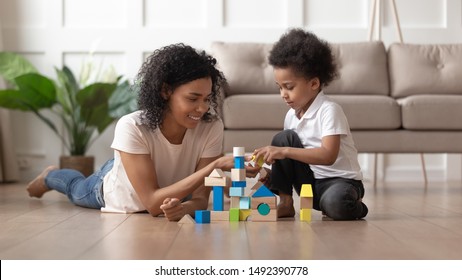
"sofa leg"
420,153,428,185
373,153,378,187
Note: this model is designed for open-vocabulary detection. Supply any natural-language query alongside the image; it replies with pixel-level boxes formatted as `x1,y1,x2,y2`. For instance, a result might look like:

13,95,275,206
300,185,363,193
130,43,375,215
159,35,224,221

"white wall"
1,0,462,182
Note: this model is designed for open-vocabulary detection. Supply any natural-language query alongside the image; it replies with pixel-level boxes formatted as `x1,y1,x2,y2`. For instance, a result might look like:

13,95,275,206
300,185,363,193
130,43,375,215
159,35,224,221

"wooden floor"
1,180,462,260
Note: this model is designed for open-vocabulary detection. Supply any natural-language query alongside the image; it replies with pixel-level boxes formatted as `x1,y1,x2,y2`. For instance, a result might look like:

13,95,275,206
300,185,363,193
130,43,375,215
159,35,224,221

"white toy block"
211,211,230,221
178,214,196,224
209,168,226,178
204,176,228,187
231,168,246,182
233,147,245,157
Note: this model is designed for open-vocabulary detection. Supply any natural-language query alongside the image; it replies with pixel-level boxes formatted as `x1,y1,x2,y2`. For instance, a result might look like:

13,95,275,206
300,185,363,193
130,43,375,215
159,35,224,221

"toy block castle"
193,146,277,223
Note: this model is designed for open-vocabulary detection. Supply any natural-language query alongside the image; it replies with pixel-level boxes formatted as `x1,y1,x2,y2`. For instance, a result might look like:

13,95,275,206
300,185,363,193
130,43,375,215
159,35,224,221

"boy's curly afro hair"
136,43,227,131
268,28,338,87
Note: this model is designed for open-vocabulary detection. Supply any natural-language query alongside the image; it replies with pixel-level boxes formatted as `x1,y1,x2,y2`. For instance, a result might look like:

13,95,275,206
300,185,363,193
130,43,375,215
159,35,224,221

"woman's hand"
160,198,185,221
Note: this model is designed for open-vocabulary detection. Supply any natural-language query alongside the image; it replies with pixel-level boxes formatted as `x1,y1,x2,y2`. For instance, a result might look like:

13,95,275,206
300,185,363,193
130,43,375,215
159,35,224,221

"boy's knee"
271,130,301,147
319,185,366,220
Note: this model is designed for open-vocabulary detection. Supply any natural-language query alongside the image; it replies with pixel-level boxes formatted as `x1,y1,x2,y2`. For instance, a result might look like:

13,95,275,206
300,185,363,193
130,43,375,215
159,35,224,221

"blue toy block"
252,185,275,197
195,210,210,223
229,187,245,197
232,181,246,188
239,197,251,209
234,156,245,169
212,186,224,211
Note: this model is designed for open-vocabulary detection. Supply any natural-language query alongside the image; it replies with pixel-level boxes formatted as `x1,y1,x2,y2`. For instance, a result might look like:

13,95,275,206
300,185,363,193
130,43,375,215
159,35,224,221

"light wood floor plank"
1,181,462,259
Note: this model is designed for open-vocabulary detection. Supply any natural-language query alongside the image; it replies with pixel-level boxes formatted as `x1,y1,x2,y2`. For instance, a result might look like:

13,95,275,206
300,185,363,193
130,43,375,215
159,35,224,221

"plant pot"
59,155,94,177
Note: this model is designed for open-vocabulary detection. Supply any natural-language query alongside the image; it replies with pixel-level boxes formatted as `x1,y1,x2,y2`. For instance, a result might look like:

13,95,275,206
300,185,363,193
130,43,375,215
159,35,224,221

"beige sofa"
211,41,462,165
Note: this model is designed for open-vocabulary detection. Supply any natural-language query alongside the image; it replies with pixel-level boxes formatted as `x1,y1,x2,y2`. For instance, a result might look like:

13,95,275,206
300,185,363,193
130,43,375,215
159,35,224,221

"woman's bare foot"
277,193,295,218
27,166,58,198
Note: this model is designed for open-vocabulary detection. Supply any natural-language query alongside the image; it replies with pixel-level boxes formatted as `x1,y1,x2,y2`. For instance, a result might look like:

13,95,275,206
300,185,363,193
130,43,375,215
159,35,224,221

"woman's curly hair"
136,43,227,130
268,28,338,87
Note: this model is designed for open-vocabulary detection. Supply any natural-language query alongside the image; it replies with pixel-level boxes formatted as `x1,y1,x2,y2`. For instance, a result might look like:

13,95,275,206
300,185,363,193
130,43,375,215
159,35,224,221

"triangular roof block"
252,185,275,197
301,184,313,197
178,214,196,224
209,168,225,178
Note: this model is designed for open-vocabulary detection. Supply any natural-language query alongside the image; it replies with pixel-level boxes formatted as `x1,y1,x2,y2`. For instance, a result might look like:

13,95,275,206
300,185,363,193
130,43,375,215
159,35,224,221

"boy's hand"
253,146,285,165
160,198,185,221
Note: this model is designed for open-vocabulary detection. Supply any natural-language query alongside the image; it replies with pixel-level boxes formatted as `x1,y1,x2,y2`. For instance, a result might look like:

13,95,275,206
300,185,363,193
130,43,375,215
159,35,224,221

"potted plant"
0,52,138,176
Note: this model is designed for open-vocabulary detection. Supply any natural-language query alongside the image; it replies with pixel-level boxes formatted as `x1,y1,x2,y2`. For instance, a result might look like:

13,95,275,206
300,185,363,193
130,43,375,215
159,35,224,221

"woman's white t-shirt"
284,92,362,180
101,110,224,213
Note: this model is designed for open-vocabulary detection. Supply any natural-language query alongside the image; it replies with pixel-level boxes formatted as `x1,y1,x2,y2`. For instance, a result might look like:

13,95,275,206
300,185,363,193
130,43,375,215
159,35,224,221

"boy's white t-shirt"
101,110,224,213
284,91,362,180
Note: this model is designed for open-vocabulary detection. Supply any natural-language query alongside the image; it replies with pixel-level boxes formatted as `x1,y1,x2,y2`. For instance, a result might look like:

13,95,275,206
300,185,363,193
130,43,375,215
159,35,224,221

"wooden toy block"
195,210,210,224
251,181,263,190
205,176,227,187
301,184,313,197
211,210,229,221
233,146,245,157
178,214,195,224
251,209,277,222
239,209,251,221
252,185,275,197
209,168,226,178
229,208,240,222
230,196,240,208
300,208,312,222
257,203,271,215
232,180,246,188
212,186,224,211
234,156,245,169
259,167,267,178
251,196,277,209
300,197,313,209
251,154,265,167
239,197,251,209
231,168,246,182
249,181,263,196
229,187,245,197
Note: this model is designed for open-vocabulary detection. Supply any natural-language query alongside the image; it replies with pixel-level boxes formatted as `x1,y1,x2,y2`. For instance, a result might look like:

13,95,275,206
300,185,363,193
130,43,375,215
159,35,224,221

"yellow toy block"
251,155,265,167
239,209,251,221
300,208,312,222
301,184,313,197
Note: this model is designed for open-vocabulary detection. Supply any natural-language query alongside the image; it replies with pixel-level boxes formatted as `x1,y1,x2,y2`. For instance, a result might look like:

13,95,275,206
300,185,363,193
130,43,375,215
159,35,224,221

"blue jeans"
45,159,114,209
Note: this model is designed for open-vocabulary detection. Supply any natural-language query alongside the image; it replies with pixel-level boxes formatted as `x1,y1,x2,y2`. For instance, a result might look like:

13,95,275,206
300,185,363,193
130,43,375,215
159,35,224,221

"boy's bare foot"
277,193,295,218
27,166,58,198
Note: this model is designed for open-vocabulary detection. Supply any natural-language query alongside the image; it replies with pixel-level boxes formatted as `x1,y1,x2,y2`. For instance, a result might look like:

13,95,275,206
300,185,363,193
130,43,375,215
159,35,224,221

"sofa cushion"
389,43,462,98
330,95,401,130
222,94,401,131
222,95,286,129
325,41,389,96
398,95,462,130
211,42,278,96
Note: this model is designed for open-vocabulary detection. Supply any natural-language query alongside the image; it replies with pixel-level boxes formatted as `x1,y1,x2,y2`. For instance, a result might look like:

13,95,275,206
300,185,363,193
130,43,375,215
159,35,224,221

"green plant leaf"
54,67,75,114
0,52,38,85
0,74,56,110
0,89,34,110
109,80,138,118
77,83,116,133
14,73,56,110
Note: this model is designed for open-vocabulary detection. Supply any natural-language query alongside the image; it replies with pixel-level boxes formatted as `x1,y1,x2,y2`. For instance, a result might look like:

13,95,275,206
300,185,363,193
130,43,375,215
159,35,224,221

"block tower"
300,184,313,222
229,147,251,221
203,168,230,222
